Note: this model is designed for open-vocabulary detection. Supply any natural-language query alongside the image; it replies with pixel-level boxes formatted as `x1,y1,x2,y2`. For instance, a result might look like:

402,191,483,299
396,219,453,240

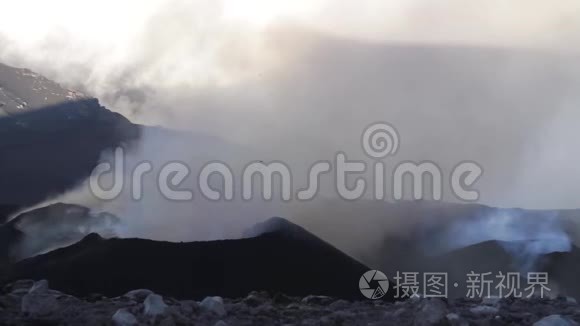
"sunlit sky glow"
1,0,578,91
1,0,579,46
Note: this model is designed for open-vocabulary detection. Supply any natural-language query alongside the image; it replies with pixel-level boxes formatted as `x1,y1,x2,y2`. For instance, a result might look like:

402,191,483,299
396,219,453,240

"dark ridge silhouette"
0,98,140,222
436,240,580,299
0,61,141,220
0,203,121,266
6,217,391,301
372,235,580,300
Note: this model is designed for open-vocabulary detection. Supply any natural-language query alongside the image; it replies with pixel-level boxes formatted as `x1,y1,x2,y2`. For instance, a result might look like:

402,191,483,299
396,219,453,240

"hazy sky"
0,0,579,211
1,0,578,92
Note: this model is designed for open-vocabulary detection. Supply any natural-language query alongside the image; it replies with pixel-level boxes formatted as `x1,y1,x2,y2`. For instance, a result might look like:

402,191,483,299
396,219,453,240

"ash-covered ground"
1,279,580,326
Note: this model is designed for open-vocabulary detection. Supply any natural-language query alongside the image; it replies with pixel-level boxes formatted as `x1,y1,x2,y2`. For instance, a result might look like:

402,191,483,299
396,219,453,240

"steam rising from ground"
1,1,580,261
440,210,572,271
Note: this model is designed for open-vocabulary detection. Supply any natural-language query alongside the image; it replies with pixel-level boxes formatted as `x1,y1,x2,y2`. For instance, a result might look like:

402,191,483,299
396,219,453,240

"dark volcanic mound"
7,217,386,301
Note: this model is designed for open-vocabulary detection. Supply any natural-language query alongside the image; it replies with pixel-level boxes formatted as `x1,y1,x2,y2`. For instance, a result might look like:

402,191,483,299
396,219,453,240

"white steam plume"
1,0,580,261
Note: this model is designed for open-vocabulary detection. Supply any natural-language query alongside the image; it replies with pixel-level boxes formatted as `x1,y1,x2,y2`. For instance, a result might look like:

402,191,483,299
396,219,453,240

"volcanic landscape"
1,61,580,325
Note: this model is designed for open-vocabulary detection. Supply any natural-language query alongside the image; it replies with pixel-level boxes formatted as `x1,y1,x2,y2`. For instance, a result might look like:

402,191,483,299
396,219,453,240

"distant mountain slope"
0,63,140,221
6,217,382,301
434,239,580,299
0,63,89,115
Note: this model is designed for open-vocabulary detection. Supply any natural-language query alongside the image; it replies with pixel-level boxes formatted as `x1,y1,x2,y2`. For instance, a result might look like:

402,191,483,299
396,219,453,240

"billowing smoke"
438,210,572,271
1,0,580,263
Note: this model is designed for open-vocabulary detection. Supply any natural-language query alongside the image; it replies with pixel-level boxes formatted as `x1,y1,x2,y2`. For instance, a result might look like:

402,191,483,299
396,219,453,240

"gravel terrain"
1,280,579,325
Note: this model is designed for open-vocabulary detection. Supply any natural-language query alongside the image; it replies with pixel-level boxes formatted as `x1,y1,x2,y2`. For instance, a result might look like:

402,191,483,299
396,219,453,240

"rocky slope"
0,64,88,114
0,62,140,222
1,279,580,325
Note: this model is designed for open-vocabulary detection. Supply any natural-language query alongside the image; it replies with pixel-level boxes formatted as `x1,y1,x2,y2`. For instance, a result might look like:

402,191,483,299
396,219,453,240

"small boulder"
482,296,502,306
178,300,199,316
414,298,447,326
446,313,469,326
28,280,49,294
21,292,58,316
144,293,168,317
112,308,138,326
244,293,266,307
200,296,226,317
470,305,499,315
